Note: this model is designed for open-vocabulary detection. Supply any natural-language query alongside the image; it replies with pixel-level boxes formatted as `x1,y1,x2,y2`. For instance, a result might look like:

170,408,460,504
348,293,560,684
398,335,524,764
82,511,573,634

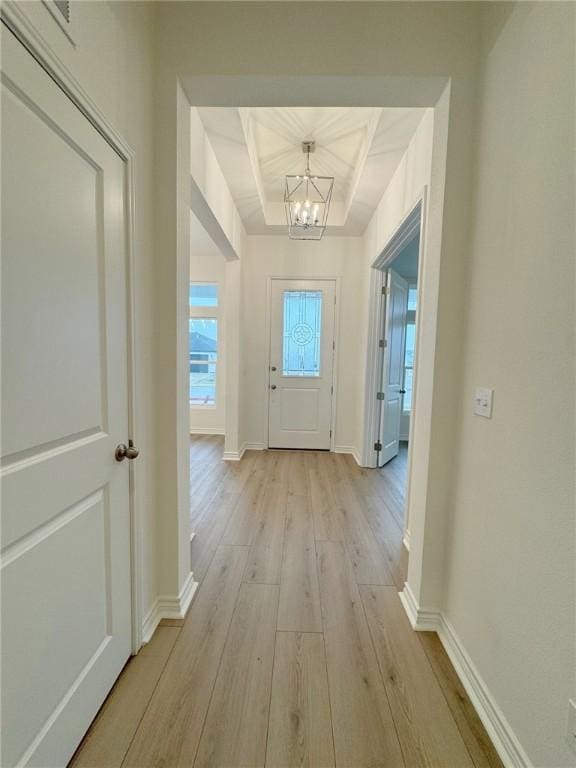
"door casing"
363,189,427,547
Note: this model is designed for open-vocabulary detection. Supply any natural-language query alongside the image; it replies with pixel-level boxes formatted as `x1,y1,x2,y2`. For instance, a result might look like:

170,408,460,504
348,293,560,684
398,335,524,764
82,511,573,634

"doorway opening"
189,210,227,442
188,210,231,558
376,231,420,467
365,194,425,552
178,88,450,640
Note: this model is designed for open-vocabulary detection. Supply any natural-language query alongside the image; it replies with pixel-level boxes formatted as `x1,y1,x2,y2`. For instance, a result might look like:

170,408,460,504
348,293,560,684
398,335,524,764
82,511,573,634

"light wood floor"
71,437,503,768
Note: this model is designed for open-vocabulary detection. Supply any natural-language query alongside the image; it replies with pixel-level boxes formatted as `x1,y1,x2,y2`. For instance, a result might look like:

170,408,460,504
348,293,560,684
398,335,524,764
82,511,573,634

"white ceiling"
197,106,425,236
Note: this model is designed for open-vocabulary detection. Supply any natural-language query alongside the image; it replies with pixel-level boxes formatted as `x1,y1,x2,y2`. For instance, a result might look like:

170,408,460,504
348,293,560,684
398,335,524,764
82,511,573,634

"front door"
268,279,336,449
378,269,408,466
1,26,132,767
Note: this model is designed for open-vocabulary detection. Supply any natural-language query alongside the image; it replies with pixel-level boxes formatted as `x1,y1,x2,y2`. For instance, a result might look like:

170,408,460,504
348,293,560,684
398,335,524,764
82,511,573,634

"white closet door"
1,26,132,767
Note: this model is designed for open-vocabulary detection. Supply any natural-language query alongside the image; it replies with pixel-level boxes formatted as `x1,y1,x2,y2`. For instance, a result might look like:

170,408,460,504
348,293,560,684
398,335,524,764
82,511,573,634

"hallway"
71,437,501,768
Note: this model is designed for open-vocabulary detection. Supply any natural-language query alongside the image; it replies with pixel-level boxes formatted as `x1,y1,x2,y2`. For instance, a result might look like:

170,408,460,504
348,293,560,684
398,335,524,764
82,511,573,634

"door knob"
270,384,277,390
271,366,277,372
115,440,140,462
399,389,406,394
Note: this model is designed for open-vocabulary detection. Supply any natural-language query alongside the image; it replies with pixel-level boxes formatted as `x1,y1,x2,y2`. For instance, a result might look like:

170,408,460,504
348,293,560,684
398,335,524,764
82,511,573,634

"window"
189,284,218,406
403,285,417,412
190,283,218,307
282,290,322,376
407,285,418,311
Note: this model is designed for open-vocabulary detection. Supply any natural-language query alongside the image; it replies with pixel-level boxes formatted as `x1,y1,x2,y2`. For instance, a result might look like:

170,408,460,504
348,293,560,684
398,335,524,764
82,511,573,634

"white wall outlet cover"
474,387,493,418
568,699,576,754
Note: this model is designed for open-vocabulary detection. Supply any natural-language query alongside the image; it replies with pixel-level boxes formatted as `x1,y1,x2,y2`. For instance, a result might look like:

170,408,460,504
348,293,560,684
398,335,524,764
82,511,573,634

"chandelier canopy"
284,141,334,241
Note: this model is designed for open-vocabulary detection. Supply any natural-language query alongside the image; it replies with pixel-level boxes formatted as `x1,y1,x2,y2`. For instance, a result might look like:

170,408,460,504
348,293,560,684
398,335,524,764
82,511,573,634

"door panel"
1,26,131,768
280,388,320,431
2,79,104,457
378,270,408,466
269,280,335,449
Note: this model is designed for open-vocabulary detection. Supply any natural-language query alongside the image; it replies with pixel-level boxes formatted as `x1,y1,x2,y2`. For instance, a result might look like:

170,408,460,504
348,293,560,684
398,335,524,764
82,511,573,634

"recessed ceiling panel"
197,106,425,235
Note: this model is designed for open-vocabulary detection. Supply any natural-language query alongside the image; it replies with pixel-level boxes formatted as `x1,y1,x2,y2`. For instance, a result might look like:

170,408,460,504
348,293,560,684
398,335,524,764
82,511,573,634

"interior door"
268,279,336,450
1,26,132,768
378,269,408,465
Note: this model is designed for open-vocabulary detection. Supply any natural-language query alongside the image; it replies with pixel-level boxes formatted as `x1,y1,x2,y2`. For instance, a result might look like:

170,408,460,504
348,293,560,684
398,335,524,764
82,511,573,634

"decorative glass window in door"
283,290,322,376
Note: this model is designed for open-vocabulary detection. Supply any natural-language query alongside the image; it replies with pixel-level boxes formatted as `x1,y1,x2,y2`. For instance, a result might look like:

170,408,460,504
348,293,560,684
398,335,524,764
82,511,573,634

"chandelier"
284,141,334,240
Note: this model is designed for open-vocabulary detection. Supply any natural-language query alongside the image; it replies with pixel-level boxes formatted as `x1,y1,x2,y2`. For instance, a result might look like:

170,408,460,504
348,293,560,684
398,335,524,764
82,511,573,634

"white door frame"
1,5,143,652
264,276,340,451
362,188,427,549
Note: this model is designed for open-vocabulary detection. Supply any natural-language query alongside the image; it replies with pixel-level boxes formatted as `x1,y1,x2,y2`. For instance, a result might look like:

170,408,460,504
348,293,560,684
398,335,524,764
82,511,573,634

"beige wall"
15,4,573,764
444,4,575,766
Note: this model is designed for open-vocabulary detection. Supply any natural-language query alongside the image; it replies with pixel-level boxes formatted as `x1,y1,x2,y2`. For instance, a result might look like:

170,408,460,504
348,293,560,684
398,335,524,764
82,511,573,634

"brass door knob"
115,440,140,462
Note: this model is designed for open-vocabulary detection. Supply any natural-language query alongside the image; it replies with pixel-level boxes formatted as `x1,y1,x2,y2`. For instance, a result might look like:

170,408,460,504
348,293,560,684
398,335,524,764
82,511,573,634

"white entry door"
269,280,336,449
378,270,408,465
1,27,132,768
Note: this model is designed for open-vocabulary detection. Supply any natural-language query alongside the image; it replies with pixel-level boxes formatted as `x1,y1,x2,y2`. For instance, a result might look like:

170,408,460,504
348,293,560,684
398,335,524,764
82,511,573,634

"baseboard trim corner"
222,443,246,461
223,442,266,460
244,442,266,452
399,583,441,631
334,445,362,466
175,571,198,618
141,572,199,645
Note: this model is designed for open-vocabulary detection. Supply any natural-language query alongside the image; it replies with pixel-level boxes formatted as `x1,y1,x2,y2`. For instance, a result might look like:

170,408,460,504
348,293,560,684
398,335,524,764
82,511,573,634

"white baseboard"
334,445,362,465
399,583,441,631
399,583,532,768
141,571,199,644
141,603,162,644
223,441,266,461
222,444,245,461
438,617,532,767
402,528,411,551
190,427,225,436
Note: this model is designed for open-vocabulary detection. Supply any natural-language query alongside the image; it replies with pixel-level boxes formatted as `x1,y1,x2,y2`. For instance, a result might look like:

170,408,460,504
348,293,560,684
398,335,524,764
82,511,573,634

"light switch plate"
568,699,576,755
474,387,493,418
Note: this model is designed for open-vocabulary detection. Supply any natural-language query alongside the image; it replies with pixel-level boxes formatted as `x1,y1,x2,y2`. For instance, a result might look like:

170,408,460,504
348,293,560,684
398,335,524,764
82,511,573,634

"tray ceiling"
197,106,426,236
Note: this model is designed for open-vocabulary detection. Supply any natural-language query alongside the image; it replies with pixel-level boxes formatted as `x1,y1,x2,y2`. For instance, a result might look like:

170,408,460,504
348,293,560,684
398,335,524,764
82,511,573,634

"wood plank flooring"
70,436,503,768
